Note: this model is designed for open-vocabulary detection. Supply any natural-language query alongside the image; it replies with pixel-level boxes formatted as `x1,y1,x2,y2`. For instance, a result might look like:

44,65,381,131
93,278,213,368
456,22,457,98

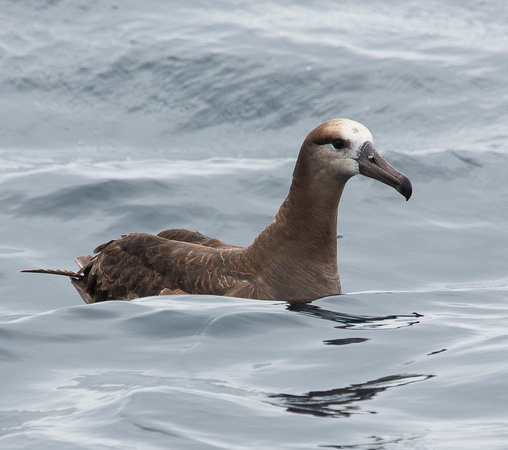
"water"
1,0,508,448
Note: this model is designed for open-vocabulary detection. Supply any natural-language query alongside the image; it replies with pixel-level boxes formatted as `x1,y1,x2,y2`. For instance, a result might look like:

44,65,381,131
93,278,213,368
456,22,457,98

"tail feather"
21,265,94,303
19,268,78,277
75,255,93,269
71,278,94,304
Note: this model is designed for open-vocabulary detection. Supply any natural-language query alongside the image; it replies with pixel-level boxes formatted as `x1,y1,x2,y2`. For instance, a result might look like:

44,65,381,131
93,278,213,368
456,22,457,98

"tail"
20,255,96,304
20,255,94,278
19,268,78,277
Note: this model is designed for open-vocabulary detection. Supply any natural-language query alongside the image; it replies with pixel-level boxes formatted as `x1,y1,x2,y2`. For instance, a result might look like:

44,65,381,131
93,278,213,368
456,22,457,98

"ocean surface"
1,0,508,448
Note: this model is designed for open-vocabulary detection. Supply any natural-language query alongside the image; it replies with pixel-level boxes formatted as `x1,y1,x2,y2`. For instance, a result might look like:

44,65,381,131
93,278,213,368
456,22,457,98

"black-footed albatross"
22,119,412,303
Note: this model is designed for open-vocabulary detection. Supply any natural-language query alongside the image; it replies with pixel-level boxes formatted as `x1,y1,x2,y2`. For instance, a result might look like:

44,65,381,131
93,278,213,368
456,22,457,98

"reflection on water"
323,337,370,346
269,374,434,418
288,303,423,330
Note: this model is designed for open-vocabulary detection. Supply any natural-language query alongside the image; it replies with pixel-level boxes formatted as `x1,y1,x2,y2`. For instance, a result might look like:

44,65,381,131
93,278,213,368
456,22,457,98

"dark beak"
356,141,412,201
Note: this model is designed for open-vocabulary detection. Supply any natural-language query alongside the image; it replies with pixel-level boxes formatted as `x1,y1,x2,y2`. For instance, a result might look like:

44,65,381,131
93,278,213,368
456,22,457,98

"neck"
244,150,348,299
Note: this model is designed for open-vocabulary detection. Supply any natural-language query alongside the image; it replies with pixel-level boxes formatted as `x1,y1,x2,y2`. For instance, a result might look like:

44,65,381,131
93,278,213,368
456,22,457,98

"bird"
21,119,412,304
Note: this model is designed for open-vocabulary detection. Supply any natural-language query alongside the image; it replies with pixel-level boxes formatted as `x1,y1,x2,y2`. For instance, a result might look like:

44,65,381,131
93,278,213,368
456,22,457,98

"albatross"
22,119,412,303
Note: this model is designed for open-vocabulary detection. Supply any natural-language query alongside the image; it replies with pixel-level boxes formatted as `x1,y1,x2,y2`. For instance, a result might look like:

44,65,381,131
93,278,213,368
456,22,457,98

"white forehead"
333,118,373,147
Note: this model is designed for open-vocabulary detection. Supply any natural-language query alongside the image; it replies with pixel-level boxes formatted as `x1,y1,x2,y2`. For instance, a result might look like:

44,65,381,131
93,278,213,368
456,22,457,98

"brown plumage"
21,119,412,303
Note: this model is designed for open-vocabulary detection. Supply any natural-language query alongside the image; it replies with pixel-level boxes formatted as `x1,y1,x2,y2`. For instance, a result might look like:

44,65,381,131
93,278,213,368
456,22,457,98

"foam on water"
0,157,294,182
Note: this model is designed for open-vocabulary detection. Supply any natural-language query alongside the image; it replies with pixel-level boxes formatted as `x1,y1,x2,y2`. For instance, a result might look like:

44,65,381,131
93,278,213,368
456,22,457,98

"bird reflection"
268,374,434,418
288,303,422,330
323,337,370,346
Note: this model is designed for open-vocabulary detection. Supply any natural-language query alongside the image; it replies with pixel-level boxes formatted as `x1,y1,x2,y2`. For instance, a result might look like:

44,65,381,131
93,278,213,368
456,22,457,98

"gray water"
1,0,508,448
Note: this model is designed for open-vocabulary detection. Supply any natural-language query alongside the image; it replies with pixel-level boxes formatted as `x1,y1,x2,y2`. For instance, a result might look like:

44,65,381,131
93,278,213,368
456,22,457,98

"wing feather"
157,228,241,249
80,233,248,302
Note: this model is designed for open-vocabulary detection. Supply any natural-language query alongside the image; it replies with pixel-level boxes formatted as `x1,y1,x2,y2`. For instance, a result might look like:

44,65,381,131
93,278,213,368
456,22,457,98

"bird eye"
332,139,346,150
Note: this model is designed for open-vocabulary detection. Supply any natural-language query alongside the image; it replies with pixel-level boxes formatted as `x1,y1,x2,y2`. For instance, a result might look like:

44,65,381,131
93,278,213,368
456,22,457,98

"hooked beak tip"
399,178,413,201
357,141,413,201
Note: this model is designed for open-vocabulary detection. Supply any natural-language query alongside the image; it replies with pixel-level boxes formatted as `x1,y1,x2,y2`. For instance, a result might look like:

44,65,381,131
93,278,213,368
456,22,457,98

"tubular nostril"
368,155,377,164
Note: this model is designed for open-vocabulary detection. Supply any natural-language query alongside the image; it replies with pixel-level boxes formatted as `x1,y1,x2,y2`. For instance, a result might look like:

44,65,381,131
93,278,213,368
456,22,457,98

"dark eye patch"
332,139,347,150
